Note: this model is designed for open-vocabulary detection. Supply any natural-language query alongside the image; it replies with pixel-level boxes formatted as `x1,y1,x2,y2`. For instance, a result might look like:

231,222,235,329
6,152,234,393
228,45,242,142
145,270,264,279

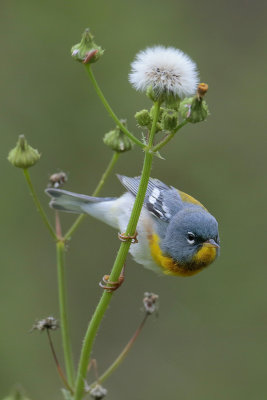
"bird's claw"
118,231,138,243
99,267,125,292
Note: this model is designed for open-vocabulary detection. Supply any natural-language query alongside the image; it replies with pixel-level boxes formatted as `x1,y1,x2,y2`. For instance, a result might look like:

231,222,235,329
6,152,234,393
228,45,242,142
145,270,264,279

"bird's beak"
202,239,220,249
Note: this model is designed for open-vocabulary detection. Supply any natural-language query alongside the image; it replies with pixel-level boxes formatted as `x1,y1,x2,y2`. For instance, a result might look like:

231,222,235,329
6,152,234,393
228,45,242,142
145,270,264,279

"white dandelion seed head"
129,46,199,99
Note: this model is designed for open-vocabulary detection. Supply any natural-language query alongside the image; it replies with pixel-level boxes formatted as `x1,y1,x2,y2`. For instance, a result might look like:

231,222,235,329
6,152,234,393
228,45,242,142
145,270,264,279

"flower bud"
180,96,209,123
8,135,40,169
135,110,152,127
197,82,208,98
103,121,132,153
161,109,178,131
71,28,104,64
164,93,181,110
146,85,158,102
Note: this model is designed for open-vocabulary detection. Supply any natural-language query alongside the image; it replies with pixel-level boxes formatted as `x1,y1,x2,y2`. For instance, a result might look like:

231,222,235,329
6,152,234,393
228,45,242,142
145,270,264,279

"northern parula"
46,175,220,276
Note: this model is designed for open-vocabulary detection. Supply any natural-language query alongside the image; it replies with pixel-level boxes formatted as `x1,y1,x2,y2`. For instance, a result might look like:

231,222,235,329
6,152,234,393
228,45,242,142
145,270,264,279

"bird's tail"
45,188,115,214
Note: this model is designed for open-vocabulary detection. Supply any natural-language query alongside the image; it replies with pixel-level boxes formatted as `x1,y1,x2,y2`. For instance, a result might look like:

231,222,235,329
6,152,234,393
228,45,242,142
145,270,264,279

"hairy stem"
152,120,188,152
85,65,145,149
23,169,57,240
74,101,161,400
64,152,120,241
57,240,75,387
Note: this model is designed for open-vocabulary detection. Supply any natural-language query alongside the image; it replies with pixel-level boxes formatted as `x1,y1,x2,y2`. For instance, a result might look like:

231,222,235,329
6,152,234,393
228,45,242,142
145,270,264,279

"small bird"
46,175,219,277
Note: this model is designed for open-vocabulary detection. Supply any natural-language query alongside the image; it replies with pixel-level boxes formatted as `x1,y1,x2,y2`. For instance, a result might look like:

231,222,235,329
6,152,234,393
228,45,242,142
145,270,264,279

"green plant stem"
23,169,57,240
57,240,75,387
85,65,145,149
64,152,120,241
152,120,188,152
73,101,161,400
91,314,149,387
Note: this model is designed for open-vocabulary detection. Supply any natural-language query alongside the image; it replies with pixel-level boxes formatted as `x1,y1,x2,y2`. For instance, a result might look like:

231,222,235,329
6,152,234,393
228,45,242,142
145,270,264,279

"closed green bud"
146,86,157,102
161,109,178,131
180,83,209,123
103,121,132,153
164,93,180,110
180,96,209,123
146,86,165,103
8,135,40,169
71,28,104,64
135,110,152,127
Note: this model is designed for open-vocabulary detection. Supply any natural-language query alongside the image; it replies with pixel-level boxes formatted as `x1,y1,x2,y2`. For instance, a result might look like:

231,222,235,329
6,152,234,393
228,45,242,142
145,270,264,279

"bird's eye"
187,232,195,245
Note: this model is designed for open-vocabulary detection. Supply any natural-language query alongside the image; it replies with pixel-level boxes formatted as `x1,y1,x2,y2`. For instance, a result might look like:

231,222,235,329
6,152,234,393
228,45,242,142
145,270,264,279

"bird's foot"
99,266,125,292
118,231,138,243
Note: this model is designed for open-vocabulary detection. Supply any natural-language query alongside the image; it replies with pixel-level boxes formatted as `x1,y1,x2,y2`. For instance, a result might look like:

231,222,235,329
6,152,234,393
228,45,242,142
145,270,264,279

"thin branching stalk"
91,313,149,387
46,329,74,394
74,101,161,400
64,151,120,241
152,120,188,152
23,169,57,240
85,65,145,149
57,240,75,387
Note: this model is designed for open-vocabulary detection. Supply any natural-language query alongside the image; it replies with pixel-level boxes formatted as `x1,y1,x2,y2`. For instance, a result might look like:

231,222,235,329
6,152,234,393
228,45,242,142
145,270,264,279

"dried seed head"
31,316,59,332
48,172,68,188
129,46,199,100
143,292,159,315
89,384,107,399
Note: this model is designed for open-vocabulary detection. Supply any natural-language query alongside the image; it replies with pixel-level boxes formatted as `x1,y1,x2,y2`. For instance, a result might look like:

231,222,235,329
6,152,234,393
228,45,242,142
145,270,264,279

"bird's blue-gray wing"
117,174,183,222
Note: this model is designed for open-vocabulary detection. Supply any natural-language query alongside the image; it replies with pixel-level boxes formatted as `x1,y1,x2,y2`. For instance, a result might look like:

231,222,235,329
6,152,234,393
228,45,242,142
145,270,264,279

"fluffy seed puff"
129,46,199,99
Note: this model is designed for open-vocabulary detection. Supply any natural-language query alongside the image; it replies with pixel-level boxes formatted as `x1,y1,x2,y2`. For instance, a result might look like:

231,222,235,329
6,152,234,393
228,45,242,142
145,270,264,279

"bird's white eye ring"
187,232,195,245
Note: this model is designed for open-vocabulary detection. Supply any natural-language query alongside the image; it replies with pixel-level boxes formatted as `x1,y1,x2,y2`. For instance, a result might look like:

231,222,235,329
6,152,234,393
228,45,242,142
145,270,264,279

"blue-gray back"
117,174,185,222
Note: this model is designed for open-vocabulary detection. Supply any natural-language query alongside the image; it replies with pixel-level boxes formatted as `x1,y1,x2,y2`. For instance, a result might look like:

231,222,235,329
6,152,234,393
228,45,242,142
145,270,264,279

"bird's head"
161,207,220,272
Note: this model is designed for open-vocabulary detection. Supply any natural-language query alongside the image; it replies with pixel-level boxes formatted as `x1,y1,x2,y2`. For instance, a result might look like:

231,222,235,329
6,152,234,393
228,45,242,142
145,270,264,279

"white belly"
83,192,162,273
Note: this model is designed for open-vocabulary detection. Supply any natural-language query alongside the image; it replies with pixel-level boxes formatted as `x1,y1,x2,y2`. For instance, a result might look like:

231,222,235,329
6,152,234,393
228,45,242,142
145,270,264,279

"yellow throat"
149,234,217,277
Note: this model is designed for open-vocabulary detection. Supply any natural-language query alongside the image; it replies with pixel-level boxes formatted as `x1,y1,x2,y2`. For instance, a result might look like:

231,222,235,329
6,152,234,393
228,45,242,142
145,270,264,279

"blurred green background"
1,0,266,399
